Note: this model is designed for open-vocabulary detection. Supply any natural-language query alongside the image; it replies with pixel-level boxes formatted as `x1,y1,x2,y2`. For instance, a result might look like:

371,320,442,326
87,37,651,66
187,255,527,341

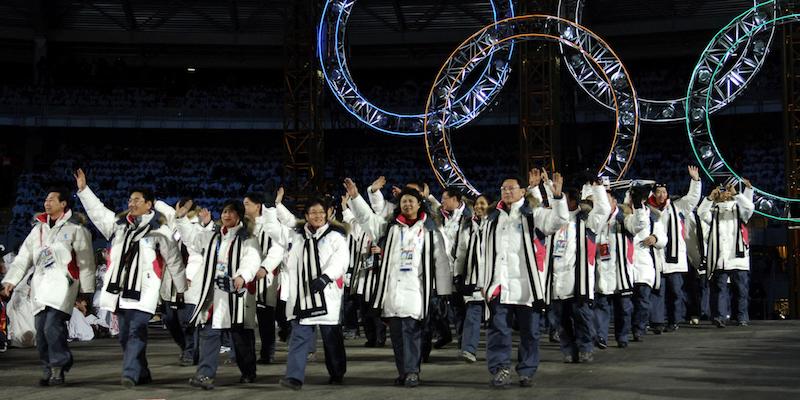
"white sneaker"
219,346,231,354
690,317,700,325
461,351,477,363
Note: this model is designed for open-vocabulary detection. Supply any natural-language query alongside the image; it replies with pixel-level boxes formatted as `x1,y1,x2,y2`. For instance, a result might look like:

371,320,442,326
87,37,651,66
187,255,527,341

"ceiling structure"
0,0,765,68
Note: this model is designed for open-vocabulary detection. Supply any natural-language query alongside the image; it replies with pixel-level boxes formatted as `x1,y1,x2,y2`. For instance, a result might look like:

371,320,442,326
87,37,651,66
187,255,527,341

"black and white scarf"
371,225,437,319
692,211,707,271
463,219,484,292
106,218,155,301
707,203,747,279
612,212,635,295
294,227,335,319
648,216,662,292
485,208,549,306
347,231,367,290
664,202,683,264
255,229,273,307
190,229,246,326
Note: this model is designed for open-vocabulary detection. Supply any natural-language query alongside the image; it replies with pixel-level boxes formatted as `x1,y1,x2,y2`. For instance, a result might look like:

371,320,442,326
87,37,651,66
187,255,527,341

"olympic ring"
687,0,799,222
424,15,639,197
317,0,515,136
558,0,777,123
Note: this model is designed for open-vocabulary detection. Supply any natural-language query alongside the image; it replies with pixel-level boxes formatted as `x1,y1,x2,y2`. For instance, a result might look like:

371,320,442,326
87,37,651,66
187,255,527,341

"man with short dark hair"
265,197,349,390
75,169,186,388
483,173,569,388
2,187,95,386
243,192,284,364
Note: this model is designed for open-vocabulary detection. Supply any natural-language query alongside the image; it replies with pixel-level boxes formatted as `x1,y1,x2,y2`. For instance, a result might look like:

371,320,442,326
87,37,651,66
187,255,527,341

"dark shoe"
239,375,256,384
328,376,344,385
617,341,629,349
578,352,594,363
549,331,560,343
189,375,214,390
737,321,749,327
121,377,136,389
48,367,65,386
404,373,419,388
433,335,452,349
257,355,275,364
490,368,512,388
180,357,194,367
279,377,303,390
138,375,152,385
39,368,52,387
519,375,533,387
713,319,727,328
364,341,377,348
375,341,386,348
664,324,679,332
393,376,406,386
632,334,643,342
596,337,608,350
563,354,575,363
651,325,663,335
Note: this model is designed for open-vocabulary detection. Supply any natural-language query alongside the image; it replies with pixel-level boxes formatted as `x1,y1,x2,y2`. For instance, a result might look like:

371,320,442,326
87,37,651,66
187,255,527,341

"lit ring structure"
687,0,799,221
318,0,515,136
558,0,777,123
424,14,639,196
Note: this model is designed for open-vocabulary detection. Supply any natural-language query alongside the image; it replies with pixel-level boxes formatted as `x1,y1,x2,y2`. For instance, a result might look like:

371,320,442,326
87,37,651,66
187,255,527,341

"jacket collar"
37,209,72,227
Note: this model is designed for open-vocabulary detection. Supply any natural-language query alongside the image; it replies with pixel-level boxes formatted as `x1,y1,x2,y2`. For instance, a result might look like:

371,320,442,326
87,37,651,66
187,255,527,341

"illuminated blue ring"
318,0,515,136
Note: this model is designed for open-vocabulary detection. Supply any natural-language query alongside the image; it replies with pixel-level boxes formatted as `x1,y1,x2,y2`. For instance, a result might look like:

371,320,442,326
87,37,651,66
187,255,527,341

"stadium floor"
1,320,799,400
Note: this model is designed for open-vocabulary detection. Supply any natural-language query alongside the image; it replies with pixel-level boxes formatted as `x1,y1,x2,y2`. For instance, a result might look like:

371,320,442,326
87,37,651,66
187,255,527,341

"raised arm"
263,207,294,249
344,178,388,240
736,180,755,223
75,169,118,240
676,166,702,213
534,172,569,235
586,183,612,233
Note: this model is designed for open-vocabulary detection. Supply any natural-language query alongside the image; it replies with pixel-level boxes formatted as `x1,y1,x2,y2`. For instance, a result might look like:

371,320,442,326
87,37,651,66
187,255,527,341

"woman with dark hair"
175,199,262,390
453,193,492,363
344,178,452,388
264,196,349,390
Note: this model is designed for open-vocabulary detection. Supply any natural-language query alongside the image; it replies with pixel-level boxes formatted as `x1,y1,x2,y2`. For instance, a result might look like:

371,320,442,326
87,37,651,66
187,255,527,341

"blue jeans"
555,298,595,356
117,308,152,382
196,324,257,379
593,295,612,343
35,307,72,371
162,301,197,361
632,284,652,337
285,321,346,383
711,270,750,323
486,299,541,378
664,273,686,325
649,278,666,326
613,295,633,344
389,317,422,377
460,301,484,355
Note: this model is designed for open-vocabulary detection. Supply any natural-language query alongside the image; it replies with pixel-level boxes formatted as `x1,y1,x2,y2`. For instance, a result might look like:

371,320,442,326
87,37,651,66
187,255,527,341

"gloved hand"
310,274,332,293
175,292,185,307
215,275,233,292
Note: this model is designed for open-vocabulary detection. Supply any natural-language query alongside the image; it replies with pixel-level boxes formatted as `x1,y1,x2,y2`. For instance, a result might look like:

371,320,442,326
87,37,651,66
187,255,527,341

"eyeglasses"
500,186,520,192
